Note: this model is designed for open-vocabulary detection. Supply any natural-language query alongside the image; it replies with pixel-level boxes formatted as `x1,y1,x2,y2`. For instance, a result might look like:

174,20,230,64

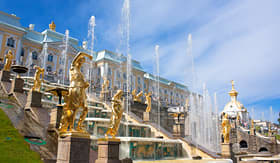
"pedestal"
221,143,231,158
49,105,63,129
0,70,10,82
143,112,149,122
95,139,121,163
10,77,24,93
57,136,91,163
26,90,42,108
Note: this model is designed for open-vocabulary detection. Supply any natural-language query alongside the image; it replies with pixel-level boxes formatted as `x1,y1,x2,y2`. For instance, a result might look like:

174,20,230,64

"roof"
144,73,188,91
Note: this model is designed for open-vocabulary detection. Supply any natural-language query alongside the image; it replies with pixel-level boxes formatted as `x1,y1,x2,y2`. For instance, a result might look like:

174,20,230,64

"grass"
0,108,42,163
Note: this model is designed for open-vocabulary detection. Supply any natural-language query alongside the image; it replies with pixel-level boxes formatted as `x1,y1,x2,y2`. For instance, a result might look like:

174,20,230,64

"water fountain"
40,43,48,71
121,0,131,137
87,16,96,96
61,29,69,85
154,45,160,131
26,51,33,76
185,34,221,154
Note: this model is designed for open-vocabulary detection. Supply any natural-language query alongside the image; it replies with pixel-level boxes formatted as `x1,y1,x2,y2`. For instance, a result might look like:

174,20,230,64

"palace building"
0,10,189,107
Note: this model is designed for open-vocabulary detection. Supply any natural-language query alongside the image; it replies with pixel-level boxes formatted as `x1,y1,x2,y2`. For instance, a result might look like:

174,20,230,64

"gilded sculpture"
59,52,93,135
100,77,109,98
105,89,124,138
222,113,231,143
4,50,13,71
132,89,143,102
32,66,44,92
132,89,136,100
145,92,152,112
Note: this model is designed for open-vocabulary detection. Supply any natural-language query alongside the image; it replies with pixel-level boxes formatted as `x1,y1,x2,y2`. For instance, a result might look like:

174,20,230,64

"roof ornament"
229,80,238,98
231,80,235,90
49,21,56,31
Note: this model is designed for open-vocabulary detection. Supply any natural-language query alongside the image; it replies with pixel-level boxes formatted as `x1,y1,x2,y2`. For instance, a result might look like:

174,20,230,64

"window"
59,57,63,64
32,51,38,60
7,37,15,48
46,66,52,72
123,73,127,80
137,77,141,84
48,54,53,62
239,140,248,148
137,86,141,92
108,68,111,76
59,69,63,75
116,70,120,79
20,48,24,56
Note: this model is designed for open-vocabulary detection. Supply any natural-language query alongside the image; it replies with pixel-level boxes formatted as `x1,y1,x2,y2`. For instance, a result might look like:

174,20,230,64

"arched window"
239,140,248,148
7,37,15,48
46,66,52,72
259,147,268,153
48,54,53,62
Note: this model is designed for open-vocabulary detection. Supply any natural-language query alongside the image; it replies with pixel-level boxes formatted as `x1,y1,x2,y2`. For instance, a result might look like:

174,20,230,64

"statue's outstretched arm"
72,52,93,65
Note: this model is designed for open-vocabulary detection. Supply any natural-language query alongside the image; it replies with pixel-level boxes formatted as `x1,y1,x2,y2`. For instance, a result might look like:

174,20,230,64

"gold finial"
231,80,235,90
229,80,238,97
49,21,56,31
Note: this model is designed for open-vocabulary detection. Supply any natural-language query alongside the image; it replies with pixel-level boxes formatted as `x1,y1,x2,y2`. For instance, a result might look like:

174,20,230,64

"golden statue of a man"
105,89,123,138
222,113,231,143
59,52,93,134
4,50,13,71
135,91,143,102
145,92,152,112
32,66,44,92
132,89,143,102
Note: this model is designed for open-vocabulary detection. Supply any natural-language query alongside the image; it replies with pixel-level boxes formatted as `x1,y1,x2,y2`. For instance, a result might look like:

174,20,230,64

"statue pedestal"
10,77,24,93
95,138,121,163
0,70,10,82
25,90,42,108
221,143,231,158
57,135,91,163
49,105,63,129
143,112,149,122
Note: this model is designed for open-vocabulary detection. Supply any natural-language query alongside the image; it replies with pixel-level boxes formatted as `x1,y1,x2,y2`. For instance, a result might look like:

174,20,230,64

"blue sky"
1,0,280,122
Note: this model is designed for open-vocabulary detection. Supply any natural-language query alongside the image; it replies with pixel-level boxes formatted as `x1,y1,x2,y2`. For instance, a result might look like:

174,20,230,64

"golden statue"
32,66,44,92
132,89,143,102
250,119,255,135
135,91,143,102
100,77,109,98
3,50,13,71
105,90,123,138
185,98,189,111
145,92,152,112
132,89,136,100
59,52,93,135
222,113,231,143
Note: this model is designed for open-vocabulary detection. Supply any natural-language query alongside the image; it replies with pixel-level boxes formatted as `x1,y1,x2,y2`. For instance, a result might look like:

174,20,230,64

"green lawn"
0,108,42,163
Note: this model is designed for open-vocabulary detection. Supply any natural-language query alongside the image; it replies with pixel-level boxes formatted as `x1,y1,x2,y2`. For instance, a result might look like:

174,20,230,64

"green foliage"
0,109,42,163
255,126,261,132
275,135,280,140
